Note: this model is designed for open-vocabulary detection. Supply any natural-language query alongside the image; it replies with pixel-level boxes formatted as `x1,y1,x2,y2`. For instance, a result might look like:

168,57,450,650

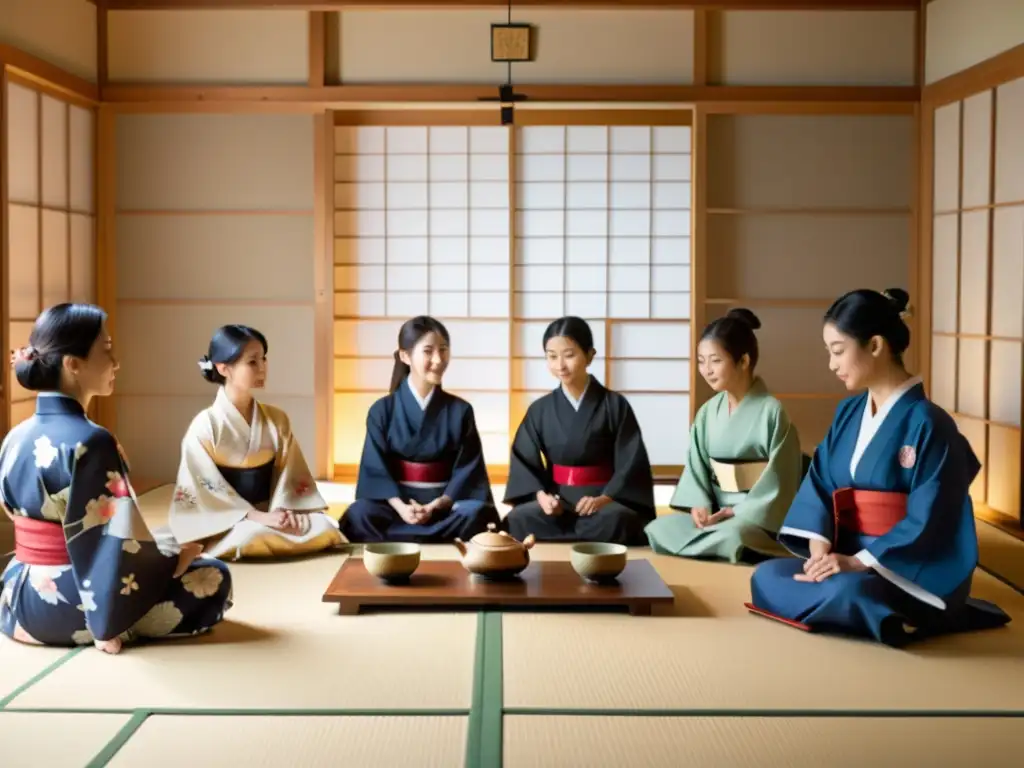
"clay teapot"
453,523,536,579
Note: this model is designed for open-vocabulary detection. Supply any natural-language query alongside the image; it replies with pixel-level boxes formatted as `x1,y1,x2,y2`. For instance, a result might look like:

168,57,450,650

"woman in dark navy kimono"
503,317,655,545
1,304,233,655
339,316,499,543
747,289,1010,647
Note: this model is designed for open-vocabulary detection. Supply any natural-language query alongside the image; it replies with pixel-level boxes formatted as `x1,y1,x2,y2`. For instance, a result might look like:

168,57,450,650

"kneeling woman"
340,316,499,543
748,289,1010,646
646,309,804,563
167,326,343,560
503,317,655,545
1,304,232,654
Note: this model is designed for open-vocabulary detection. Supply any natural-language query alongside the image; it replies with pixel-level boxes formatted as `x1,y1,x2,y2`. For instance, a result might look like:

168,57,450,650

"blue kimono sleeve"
64,430,177,641
443,404,493,503
776,402,854,557
354,403,403,502
862,417,979,601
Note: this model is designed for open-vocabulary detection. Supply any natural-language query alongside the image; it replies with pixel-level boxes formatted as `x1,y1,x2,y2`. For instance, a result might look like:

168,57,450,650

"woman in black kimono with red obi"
502,317,656,546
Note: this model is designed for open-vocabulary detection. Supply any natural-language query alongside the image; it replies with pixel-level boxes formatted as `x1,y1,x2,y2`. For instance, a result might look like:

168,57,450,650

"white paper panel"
995,77,1024,205
448,392,509,434
69,214,95,304
41,96,68,209
6,83,39,205
8,321,35,402
334,392,384,464
625,393,690,465
480,432,511,468
953,415,988,504
956,338,986,418
335,292,386,318
610,322,690,359
512,320,607,357
960,91,993,210
40,210,69,308
444,359,509,391
931,214,960,334
958,210,990,335
929,334,957,412
69,106,95,213
609,360,688,392
991,207,1024,339
989,341,1021,427
933,102,961,213
334,358,394,391
8,204,40,319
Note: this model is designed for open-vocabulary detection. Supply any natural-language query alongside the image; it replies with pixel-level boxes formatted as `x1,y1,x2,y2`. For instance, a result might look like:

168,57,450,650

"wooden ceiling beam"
103,1,920,11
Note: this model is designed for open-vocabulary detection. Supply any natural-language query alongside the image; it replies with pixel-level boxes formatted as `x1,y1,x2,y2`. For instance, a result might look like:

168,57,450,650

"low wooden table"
322,559,675,616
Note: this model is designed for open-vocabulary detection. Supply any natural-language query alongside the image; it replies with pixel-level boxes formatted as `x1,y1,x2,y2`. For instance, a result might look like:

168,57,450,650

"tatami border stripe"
465,611,504,768
84,709,149,768
978,563,1024,598
502,707,1024,718
0,646,85,709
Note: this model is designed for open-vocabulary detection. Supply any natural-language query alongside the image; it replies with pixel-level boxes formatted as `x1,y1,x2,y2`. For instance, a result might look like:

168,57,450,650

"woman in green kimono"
645,308,804,563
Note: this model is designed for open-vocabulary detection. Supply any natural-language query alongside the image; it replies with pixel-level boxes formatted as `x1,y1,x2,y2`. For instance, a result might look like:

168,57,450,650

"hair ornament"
198,356,214,372
10,346,37,368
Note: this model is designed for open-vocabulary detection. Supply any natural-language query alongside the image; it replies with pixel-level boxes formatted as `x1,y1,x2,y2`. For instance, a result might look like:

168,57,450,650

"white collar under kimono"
850,375,922,479
406,378,435,411
561,375,591,412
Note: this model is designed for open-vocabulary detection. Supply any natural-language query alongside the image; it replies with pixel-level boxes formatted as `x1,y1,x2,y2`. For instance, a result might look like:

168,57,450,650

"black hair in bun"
824,288,912,363
200,325,268,385
13,303,107,392
699,307,761,370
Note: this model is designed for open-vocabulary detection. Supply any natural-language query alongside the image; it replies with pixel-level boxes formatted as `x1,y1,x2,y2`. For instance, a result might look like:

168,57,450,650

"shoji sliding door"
3,78,96,432
331,111,693,481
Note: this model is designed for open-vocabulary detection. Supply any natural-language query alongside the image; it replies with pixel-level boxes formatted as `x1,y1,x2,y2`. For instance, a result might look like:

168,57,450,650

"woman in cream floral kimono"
165,325,344,560
2,304,232,654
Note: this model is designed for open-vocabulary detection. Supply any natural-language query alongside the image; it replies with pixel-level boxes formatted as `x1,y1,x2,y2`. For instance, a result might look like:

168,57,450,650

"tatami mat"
503,715,1024,767
0,640,75,705
503,569,1024,712
107,715,467,767
4,613,476,711
977,520,1024,591
0,711,132,768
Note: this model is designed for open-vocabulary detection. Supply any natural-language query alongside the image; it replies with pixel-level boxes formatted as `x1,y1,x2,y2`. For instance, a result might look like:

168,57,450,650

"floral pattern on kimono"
0,394,233,647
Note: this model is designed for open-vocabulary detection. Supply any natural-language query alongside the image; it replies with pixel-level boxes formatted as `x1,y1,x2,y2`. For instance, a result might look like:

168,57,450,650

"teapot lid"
472,523,519,549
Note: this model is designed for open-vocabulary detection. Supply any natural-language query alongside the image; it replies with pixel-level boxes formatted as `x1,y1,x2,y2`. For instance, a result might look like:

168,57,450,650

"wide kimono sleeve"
263,405,328,514
731,402,804,533
354,400,404,502
443,404,494,503
854,414,979,608
668,401,715,511
776,401,856,558
503,402,552,505
64,430,177,641
602,396,656,517
169,413,252,544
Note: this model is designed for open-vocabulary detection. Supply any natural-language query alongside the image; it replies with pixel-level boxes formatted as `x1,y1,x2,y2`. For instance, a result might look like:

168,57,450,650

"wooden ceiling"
98,1,920,11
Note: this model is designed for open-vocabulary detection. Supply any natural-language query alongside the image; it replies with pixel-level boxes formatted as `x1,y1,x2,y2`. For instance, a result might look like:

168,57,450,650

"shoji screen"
332,117,512,477
930,78,1024,523
512,117,692,472
4,80,96,431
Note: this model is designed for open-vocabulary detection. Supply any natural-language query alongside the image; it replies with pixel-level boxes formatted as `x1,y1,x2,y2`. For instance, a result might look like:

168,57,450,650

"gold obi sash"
709,458,768,493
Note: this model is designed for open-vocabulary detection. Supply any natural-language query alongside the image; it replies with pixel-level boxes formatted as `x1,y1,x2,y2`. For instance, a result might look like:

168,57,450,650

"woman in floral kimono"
1,304,233,655
166,325,343,560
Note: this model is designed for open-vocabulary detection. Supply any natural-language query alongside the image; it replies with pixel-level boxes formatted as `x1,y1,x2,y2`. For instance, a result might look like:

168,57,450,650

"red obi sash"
396,460,449,484
552,464,613,487
14,516,71,566
833,487,907,539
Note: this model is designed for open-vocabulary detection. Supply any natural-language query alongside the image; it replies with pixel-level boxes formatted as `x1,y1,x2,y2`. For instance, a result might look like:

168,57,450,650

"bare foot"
94,637,122,655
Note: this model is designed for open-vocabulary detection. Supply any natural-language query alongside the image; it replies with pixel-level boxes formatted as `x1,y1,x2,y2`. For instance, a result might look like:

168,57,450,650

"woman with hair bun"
646,308,804,563
341,316,498,542
503,316,656,545
166,325,343,560
1,304,232,654
748,289,1010,646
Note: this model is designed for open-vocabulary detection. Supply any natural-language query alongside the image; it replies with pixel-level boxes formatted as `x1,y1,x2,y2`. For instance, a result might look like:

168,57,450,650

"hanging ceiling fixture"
483,0,532,124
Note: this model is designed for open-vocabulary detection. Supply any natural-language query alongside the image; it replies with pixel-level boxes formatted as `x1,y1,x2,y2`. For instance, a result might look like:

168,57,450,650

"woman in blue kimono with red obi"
339,316,499,543
503,317,656,545
1,304,233,655
748,289,1010,647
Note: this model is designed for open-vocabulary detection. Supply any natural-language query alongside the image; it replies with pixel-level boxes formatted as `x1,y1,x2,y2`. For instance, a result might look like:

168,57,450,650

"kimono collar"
864,375,922,421
35,391,86,417
215,386,258,428
405,377,436,411
561,375,591,412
